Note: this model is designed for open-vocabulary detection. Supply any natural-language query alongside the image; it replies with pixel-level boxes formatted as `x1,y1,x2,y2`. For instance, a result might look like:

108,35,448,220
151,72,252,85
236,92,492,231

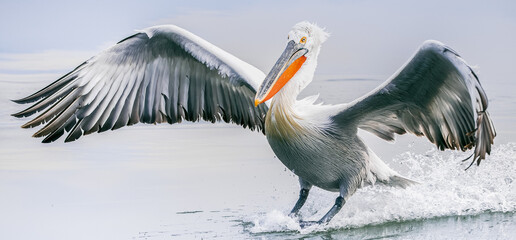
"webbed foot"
299,220,319,228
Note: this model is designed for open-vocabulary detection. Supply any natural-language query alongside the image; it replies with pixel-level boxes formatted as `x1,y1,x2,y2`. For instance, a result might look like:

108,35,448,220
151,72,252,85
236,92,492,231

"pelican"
12,22,496,225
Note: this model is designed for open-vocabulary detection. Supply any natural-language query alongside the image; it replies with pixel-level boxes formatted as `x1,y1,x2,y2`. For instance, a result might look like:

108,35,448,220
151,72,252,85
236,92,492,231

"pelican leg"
289,189,310,217
300,184,350,227
317,196,345,223
288,178,312,217
299,196,346,228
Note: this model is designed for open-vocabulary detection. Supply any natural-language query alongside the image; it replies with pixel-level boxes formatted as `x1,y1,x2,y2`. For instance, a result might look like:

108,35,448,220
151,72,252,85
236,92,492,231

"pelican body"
13,22,496,225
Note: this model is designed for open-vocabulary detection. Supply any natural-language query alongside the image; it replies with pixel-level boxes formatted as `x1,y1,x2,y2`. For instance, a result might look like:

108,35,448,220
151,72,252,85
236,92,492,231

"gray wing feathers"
13,26,268,142
332,40,495,167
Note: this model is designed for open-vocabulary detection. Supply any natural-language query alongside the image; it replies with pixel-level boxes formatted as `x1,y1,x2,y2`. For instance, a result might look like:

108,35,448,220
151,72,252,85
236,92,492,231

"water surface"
0,75,514,239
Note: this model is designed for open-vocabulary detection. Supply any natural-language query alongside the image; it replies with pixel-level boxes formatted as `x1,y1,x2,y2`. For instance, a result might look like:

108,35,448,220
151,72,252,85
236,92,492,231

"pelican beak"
254,40,308,106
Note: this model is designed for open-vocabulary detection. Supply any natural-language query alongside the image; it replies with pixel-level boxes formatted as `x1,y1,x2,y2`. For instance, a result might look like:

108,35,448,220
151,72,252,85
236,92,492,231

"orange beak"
255,40,308,106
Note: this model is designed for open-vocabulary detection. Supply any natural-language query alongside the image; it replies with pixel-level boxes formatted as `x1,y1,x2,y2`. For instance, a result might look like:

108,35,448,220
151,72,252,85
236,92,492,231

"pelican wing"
12,25,268,142
332,40,496,167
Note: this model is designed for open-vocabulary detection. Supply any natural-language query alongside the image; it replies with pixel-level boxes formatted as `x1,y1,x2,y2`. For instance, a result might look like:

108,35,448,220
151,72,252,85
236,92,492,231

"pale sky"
1,0,515,83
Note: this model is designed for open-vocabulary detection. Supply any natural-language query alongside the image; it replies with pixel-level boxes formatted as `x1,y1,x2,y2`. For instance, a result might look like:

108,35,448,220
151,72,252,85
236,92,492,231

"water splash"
249,142,516,233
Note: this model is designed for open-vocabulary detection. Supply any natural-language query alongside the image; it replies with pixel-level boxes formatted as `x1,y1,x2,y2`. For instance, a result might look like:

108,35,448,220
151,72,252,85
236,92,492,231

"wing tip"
11,94,46,105
11,98,29,104
11,112,24,118
463,110,496,170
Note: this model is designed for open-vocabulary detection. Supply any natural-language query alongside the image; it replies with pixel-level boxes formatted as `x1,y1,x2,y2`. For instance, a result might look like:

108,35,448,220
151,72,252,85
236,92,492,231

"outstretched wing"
12,25,268,143
332,40,496,168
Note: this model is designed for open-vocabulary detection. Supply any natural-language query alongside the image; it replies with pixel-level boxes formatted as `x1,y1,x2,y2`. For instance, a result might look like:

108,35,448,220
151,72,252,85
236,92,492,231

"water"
248,143,516,239
1,74,515,239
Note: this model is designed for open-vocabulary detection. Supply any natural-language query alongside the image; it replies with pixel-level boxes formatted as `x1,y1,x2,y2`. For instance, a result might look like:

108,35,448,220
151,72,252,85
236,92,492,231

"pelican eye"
300,37,307,44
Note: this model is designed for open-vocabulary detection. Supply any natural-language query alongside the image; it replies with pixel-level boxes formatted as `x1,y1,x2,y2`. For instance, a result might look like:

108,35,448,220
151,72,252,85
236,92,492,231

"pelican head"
255,22,329,106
